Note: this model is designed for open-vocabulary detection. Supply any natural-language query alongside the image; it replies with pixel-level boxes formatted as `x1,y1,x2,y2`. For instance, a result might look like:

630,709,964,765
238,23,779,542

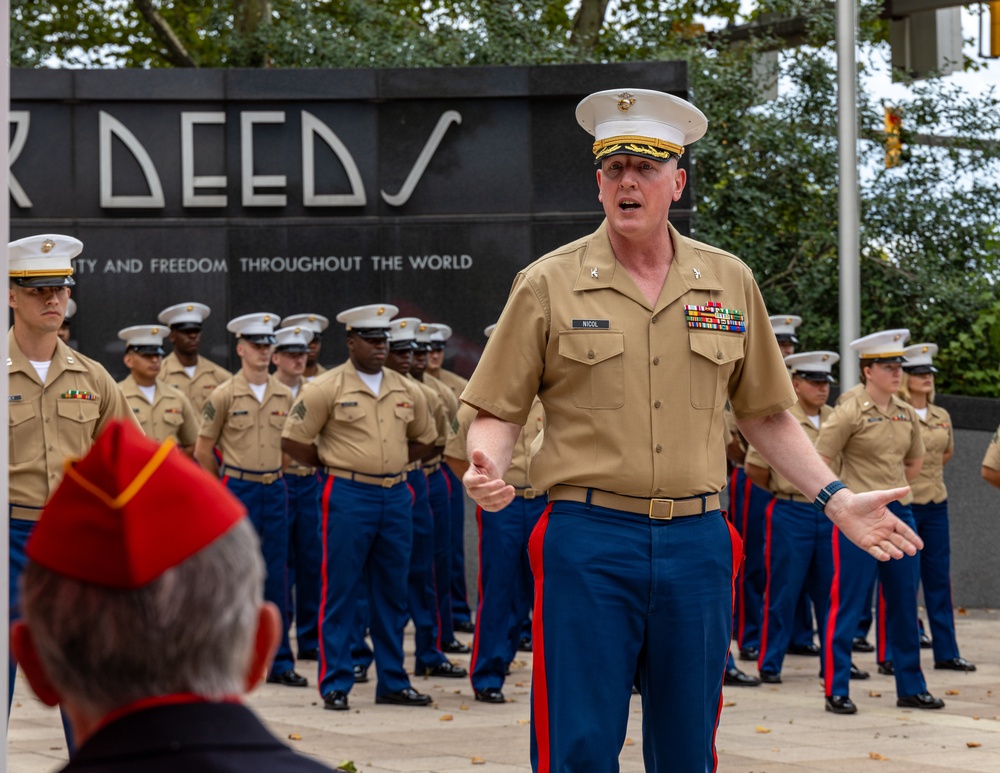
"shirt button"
655,445,662,453
716,352,723,359
587,350,595,359
654,401,661,409
653,357,660,365
651,315,658,323
45,417,51,423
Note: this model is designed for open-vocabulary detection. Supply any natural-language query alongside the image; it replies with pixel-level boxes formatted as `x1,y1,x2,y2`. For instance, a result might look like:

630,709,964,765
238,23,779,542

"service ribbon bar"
684,302,746,332
60,390,98,400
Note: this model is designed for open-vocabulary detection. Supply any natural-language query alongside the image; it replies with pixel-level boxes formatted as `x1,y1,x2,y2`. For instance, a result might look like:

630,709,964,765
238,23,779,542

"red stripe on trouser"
824,525,842,696
317,474,336,696
469,506,485,676
877,584,888,663
528,504,554,773
758,497,777,670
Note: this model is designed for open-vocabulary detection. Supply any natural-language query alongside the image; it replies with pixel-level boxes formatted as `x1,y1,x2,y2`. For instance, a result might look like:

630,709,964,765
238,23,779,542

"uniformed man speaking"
461,89,925,771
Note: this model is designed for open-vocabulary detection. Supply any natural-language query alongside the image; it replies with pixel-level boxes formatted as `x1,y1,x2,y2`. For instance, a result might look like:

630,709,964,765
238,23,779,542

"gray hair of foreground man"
20,518,264,717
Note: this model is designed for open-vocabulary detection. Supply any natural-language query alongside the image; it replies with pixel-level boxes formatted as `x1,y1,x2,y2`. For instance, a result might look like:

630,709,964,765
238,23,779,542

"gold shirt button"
587,350,595,359
653,357,660,365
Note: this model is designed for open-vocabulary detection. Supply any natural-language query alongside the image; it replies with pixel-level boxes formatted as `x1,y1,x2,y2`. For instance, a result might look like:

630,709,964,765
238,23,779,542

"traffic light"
884,106,903,169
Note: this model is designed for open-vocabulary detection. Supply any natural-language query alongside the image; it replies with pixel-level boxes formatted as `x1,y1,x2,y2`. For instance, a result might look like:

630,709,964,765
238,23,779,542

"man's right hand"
463,449,515,512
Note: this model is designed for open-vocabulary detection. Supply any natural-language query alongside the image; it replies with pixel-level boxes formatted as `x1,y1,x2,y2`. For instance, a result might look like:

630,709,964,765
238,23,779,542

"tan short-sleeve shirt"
159,352,231,415
461,222,795,498
409,374,449,449
746,402,833,496
119,375,199,447
909,403,953,504
282,361,436,475
8,330,141,514
815,390,924,504
983,424,1000,472
445,399,544,489
435,368,469,401
198,371,293,472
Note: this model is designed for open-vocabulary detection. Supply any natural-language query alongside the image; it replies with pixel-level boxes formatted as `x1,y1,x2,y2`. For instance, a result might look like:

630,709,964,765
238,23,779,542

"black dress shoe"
267,669,308,687
353,664,369,683
454,620,476,633
850,663,870,680
724,667,761,686
415,661,468,678
787,642,820,656
825,695,857,714
442,639,472,654
738,646,759,662
323,690,349,711
474,687,506,703
759,671,782,684
919,631,933,649
517,636,533,652
935,657,976,672
852,636,874,653
877,661,894,676
297,648,319,661
897,692,945,709
375,686,432,706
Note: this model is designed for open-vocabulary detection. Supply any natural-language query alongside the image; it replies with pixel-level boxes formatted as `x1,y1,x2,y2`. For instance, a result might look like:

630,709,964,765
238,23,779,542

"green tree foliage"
10,1,1000,394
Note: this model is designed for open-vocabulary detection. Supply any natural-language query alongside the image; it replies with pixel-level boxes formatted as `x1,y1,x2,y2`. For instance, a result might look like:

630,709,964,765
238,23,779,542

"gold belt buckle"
261,472,277,485
382,476,397,488
648,498,675,520
523,489,536,499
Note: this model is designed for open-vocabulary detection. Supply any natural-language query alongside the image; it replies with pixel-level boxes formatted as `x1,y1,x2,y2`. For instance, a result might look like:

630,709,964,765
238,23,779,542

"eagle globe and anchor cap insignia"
616,92,636,112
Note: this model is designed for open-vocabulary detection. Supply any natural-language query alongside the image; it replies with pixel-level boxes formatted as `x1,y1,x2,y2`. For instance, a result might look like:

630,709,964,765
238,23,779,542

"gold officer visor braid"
593,135,685,162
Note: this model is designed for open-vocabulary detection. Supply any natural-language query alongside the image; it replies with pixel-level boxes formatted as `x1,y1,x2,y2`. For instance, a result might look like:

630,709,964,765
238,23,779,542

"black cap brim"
128,345,166,356
12,275,76,288
794,371,837,384
240,334,277,345
276,344,309,353
352,328,391,339
171,323,203,332
903,365,937,374
775,334,799,345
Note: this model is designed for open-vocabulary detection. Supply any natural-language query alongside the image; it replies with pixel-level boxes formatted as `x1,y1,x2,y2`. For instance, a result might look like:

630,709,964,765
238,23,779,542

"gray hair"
20,518,264,717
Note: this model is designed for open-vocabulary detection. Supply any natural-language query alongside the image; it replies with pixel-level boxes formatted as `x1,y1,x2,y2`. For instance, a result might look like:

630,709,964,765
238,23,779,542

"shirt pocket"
334,403,367,423
9,402,39,465
56,398,101,458
689,333,744,410
558,330,625,409
162,410,185,427
393,404,415,423
226,411,254,432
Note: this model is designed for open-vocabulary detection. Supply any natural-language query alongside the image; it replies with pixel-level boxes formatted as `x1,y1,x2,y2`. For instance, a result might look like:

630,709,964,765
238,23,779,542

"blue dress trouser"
729,468,769,651
470,495,546,691
444,463,472,623
285,471,323,655
876,499,961,665
317,475,412,698
427,467,455,643
758,498,834,676
407,468,448,671
824,501,926,699
529,501,741,773
224,476,294,675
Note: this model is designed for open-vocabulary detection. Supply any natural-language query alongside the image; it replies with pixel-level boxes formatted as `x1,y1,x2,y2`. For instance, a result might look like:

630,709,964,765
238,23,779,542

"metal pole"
837,0,861,388
2,5,12,771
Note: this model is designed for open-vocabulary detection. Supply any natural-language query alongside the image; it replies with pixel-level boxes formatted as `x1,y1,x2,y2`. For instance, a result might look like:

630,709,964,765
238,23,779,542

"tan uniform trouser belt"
513,487,544,500
548,485,720,520
284,464,318,477
10,504,43,520
323,467,406,488
222,466,283,484
776,492,811,504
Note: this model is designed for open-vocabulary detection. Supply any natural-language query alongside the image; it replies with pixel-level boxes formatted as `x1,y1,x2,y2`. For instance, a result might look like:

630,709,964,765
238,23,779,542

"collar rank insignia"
683,301,746,332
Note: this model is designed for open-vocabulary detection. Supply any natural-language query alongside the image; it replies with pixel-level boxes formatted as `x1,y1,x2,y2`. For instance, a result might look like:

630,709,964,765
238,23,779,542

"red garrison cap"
27,419,246,588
